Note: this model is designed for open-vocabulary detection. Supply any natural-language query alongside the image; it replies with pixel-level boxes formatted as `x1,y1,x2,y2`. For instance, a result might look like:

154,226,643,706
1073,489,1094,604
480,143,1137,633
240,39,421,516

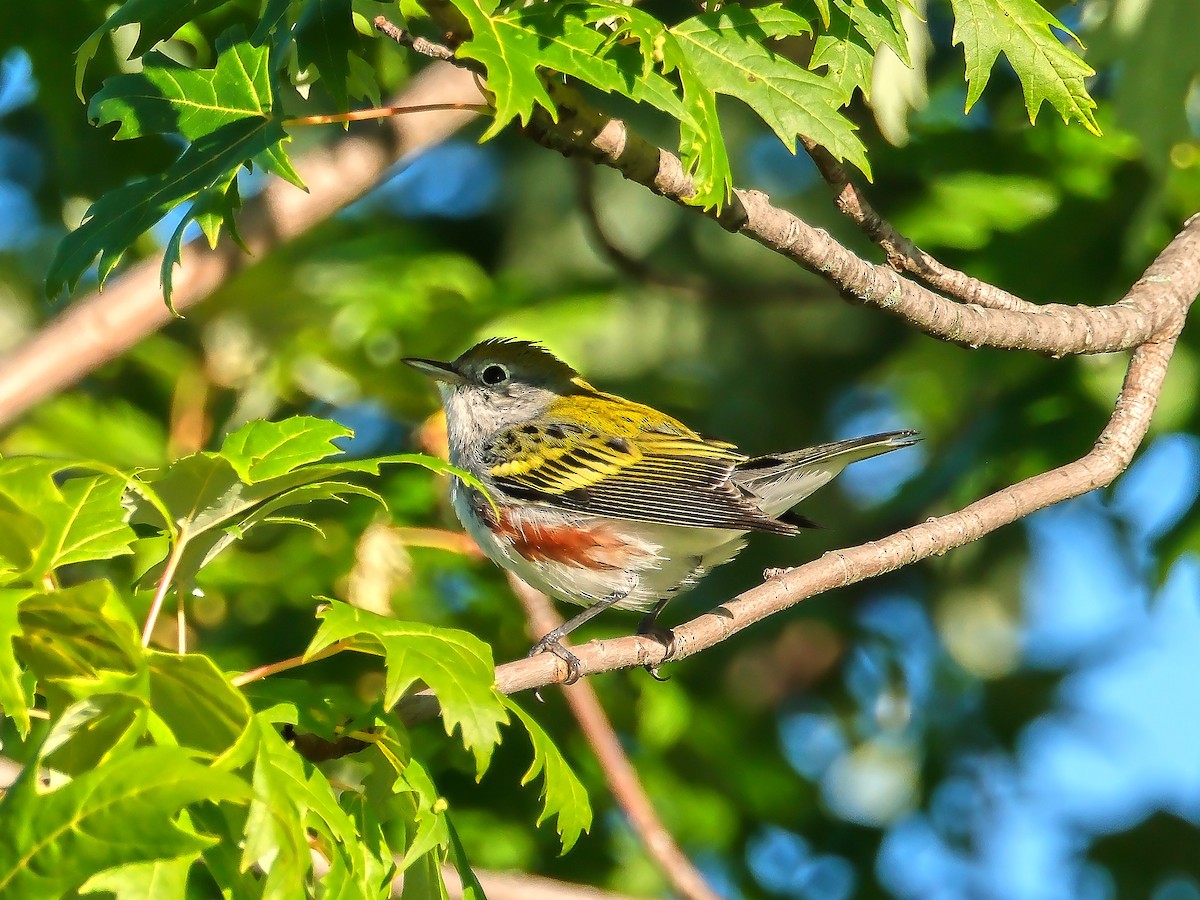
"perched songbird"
404,339,917,679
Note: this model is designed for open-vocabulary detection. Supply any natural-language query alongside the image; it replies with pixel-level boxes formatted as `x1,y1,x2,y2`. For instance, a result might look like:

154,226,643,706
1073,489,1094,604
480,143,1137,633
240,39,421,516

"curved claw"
637,624,676,680
528,635,583,686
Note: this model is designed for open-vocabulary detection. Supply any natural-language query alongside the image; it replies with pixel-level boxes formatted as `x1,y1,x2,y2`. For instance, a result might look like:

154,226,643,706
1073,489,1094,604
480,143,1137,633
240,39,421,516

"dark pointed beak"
402,357,465,385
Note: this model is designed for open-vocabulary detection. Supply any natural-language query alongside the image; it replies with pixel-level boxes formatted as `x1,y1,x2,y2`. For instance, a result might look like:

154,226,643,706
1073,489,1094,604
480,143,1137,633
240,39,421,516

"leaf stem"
231,639,348,687
142,538,186,648
283,102,492,127
176,585,187,654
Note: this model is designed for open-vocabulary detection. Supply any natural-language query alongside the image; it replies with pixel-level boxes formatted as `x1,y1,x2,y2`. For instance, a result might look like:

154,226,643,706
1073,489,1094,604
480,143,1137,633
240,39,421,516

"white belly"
450,482,747,614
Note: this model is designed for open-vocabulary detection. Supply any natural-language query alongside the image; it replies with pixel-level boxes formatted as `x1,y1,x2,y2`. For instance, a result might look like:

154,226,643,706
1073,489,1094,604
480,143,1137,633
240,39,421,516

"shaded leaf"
0,588,32,737
0,747,250,898
15,580,142,682
307,602,506,775
47,116,292,297
148,653,251,755
75,0,232,95
79,851,194,900
295,0,363,110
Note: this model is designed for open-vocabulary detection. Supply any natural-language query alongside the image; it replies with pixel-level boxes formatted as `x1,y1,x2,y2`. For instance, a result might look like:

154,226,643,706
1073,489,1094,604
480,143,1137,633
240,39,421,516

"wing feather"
483,395,796,534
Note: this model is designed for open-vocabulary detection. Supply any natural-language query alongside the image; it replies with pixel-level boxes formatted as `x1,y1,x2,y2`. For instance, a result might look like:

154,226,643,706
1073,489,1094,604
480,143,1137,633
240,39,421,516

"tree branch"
799,138,1042,313
393,249,1191,716
0,62,487,428
374,22,1193,355
510,575,720,900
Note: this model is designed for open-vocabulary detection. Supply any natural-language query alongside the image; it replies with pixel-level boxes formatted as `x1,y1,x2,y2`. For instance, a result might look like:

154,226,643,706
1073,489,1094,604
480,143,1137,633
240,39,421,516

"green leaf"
0,747,250,898
47,116,292,298
75,0,232,96
0,460,137,583
130,420,481,588
307,602,507,775
504,698,592,853
295,0,364,111
79,852,194,900
15,580,143,682
0,494,42,581
445,816,487,900
148,653,251,755
238,711,391,899
40,690,149,777
949,0,1099,134
88,32,275,141
219,416,352,482
811,0,911,104
0,588,32,737
447,1,690,141
671,5,869,178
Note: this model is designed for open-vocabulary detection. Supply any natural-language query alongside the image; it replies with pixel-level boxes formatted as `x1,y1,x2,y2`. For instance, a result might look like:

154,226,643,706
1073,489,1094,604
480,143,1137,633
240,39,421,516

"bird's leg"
637,598,676,681
528,590,627,686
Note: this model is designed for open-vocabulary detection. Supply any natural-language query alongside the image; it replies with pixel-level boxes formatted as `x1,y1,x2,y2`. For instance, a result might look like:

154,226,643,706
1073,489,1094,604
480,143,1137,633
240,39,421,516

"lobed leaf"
671,6,869,178
307,602,506,776
46,116,292,298
505,698,592,853
949,0,1099,134
88,32,275,142
0,459,137,585
219,416,353,483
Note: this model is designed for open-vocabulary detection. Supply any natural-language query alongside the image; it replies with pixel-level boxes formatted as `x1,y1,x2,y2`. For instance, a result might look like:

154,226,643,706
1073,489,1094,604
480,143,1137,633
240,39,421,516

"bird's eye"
481,364,509,386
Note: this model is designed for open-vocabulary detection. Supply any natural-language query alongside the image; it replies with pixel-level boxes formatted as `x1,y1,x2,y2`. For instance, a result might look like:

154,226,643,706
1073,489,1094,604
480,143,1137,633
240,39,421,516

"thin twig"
176,586,187,654
509,575,721,900
284,101,492,127
142,538,186,647
231,640,349,687
799,138,1040,313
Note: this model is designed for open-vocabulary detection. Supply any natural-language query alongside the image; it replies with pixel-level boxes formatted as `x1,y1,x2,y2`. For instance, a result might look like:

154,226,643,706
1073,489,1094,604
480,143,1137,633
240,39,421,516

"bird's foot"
636,617,676,681
528,633,583,693
763,566,794,581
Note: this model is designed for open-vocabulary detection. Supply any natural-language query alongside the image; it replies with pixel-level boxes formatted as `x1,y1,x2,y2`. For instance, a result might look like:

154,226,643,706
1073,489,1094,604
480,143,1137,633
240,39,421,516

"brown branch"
372,21,1193,355
389,204,1195,709
509,575,721,900
441,867,642,900
519,83,1192,354
799,138,1041,313
0,62,487,429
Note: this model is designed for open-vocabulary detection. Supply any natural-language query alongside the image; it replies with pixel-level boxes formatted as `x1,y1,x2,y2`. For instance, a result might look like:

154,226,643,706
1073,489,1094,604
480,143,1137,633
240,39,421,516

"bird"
404,338,918,681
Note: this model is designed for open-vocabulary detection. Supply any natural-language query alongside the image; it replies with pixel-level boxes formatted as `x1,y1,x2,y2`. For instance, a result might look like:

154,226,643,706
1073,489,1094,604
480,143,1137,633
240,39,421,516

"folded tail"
734,430,920,524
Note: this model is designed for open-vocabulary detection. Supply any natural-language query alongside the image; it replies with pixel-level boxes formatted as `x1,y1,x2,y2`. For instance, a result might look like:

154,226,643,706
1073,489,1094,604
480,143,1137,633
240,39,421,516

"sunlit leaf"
89,32,275,141
949,0,1099,134
307,602,506,775
505,697,592,853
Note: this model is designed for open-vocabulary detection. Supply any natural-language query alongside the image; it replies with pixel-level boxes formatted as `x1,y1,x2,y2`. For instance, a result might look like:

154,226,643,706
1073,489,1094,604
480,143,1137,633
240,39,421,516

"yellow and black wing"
484,393,797,534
